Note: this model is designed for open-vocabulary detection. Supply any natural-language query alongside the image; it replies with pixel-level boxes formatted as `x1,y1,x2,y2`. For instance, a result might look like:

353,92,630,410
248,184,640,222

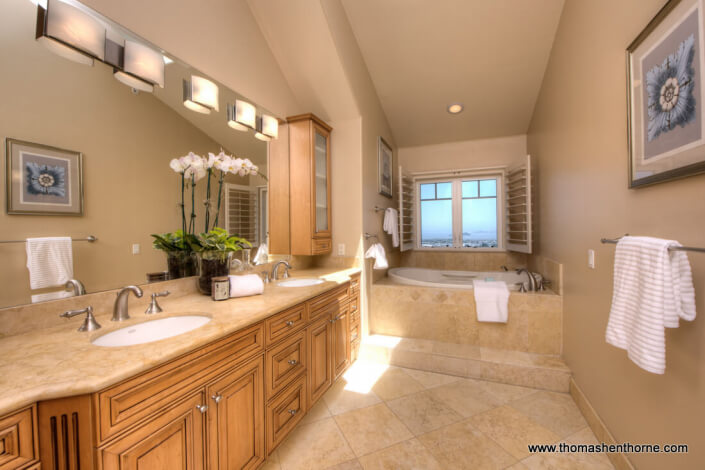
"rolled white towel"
229,274,264,298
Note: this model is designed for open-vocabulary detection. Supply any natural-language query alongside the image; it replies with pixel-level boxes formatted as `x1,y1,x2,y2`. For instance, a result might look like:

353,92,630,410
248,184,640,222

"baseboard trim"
569,378,635,470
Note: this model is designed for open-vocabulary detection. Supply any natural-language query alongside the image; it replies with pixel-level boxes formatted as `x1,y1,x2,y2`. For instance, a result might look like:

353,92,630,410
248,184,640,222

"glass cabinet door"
313,126,329,234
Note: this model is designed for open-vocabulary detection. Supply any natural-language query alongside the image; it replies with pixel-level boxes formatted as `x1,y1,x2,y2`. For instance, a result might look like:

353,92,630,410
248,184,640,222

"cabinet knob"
211,393,223,404
288,409,297,416
329,318,336,324
285,320,295,327
351,304,357,311
196,404,208,413
287,359,298,366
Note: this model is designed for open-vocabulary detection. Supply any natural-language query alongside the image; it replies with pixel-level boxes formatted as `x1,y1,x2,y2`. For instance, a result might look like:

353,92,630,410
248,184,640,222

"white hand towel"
473,280,510,322
229,274,264,298
254,242,268,265
383,208,400,247
26,237,73,290
365,243,389,270
606,236,696,374
31,290,74,303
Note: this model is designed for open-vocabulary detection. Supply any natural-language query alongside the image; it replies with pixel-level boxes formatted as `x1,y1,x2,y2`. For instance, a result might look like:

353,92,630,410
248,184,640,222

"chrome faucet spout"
65,279,86,296
515,268,538,292
113,285,143,321
271,260,292,281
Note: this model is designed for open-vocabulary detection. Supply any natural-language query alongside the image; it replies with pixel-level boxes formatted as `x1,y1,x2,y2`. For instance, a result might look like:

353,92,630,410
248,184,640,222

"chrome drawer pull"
288,359,298,366
196,404,208,413
288,409,297,415
211,393,223,404
285,320,295,326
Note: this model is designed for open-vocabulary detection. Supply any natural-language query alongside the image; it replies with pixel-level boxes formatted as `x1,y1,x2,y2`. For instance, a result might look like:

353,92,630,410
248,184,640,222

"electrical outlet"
132,243,141,255
337,243,345,256
587,249,595,269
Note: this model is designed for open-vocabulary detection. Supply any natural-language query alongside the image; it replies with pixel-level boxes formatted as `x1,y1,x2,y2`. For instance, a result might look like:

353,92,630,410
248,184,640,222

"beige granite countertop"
0,267,360,416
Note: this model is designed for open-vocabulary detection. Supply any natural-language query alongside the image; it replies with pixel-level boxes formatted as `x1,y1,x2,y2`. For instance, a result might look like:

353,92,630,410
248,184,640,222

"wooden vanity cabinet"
306,314,333,407
332,303,351,380
287,113,333,255
0,405,38,470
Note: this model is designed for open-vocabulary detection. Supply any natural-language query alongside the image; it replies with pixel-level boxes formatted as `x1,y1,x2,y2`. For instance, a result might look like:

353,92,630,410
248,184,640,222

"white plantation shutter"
398,166,415,251
225,183,258,246
505,154,533,253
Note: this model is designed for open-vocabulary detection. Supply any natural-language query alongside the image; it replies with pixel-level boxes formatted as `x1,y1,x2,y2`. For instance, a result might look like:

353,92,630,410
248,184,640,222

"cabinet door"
332,304,351,380
307,315,333,406
206,356,265,470
100,392,206,470
312,123,331,238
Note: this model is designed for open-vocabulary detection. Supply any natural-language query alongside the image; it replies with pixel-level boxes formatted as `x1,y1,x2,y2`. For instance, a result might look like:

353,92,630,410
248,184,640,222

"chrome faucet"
65,279,86,296
499,265,509,272
113,285,143,321
145,291,170,314
516,268,538,292
271,260,291,280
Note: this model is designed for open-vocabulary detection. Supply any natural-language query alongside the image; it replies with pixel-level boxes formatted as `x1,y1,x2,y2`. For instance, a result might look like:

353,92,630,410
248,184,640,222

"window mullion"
453,179,462,248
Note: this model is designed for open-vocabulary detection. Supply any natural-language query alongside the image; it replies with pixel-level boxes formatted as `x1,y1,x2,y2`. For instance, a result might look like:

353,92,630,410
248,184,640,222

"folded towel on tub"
473,280,510,323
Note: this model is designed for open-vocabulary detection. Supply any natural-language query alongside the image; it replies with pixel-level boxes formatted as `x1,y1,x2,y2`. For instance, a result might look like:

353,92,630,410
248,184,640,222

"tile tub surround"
370,279,562,354
265,359,612,470
0,267,360,416
400,250,527,271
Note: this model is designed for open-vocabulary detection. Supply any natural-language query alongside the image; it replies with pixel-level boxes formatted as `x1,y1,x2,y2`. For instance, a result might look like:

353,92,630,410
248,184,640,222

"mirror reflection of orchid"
165,151,264,249
646,33,697,142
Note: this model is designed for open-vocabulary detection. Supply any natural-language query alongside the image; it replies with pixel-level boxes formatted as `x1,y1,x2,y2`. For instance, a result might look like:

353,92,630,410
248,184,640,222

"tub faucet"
271,260,291,280
113,285,143,322
515,268,538,292
500,265,509,272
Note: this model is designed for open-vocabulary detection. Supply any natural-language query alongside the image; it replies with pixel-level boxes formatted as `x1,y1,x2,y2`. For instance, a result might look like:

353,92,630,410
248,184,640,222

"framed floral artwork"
5,138,83,215
627,0,705,187
378,136,393,198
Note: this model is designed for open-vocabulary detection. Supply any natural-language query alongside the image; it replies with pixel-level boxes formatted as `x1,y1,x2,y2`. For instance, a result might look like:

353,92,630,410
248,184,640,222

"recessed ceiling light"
447,103,464,114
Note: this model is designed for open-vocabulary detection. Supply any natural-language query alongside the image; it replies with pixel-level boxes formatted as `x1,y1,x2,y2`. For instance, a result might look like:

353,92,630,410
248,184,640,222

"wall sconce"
183,76,219,114
227,100,256,131
113,40,164,93
255,114,279,141
35,0,106,66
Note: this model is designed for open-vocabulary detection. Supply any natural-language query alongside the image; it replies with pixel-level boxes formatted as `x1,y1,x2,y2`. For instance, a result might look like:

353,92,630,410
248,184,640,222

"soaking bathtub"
388,267,526,290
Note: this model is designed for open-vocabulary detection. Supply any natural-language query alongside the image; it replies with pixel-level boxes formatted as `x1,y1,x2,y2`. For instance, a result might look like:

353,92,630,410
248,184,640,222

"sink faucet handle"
60,306,101,332
145,291,170,315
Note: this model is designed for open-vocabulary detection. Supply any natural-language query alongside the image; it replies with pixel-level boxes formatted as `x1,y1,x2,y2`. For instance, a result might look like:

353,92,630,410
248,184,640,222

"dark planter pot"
166,251,197,280
196,251,233,295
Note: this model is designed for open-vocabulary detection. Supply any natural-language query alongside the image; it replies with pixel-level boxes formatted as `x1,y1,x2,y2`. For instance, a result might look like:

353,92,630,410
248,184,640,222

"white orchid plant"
154,151,263,252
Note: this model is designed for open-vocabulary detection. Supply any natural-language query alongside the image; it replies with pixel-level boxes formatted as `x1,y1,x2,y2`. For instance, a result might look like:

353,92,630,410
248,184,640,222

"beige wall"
527,1,705,468
398,134,526,173
0,0,251,307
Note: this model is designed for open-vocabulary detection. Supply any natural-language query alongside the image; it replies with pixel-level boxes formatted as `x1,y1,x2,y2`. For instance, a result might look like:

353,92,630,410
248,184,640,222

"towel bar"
600,236,705,254
0,235,97,244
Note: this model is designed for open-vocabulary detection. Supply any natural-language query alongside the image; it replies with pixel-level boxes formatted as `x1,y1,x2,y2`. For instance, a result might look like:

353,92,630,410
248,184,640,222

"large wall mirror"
0,0,281,309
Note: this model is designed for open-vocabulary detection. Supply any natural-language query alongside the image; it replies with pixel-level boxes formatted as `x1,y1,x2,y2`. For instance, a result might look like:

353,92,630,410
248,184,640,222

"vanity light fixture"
255,114,279,141
227,100,257,131
183,75,219,114
113,40,164,93
447,103,464,114
36,0,106,66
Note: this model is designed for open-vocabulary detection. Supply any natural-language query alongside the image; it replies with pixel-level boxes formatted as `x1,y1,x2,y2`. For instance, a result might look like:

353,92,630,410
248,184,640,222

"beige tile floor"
264,360,615,470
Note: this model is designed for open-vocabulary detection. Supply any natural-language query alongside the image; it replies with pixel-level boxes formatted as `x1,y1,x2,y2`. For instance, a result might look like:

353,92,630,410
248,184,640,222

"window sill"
413,247,506,253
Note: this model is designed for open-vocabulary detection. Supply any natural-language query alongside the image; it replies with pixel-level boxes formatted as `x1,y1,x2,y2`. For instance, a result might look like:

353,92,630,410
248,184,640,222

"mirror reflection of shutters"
505,154,532,254
225,183,258,246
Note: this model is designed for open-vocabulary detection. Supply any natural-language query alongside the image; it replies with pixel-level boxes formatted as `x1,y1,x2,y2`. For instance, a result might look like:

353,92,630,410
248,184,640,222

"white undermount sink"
92,315,211,347
277,278,324,287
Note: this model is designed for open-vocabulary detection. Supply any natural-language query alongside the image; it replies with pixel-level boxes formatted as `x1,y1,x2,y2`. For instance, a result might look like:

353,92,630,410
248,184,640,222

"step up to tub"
360,335,571,392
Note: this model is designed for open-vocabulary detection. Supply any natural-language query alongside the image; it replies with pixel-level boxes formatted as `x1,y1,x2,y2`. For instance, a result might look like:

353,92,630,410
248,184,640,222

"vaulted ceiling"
340,0,564,147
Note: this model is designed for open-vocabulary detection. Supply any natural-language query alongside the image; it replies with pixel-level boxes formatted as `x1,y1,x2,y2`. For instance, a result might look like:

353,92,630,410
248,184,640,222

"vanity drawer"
266,374,307,454
265,303,307,346
348,292,360,318
351,339,361,363
0,406,38,470
349,274,360,294
350,321,360,343
97,322,264,443
308,284,349,322
265,330,307,400
311,238,332,254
